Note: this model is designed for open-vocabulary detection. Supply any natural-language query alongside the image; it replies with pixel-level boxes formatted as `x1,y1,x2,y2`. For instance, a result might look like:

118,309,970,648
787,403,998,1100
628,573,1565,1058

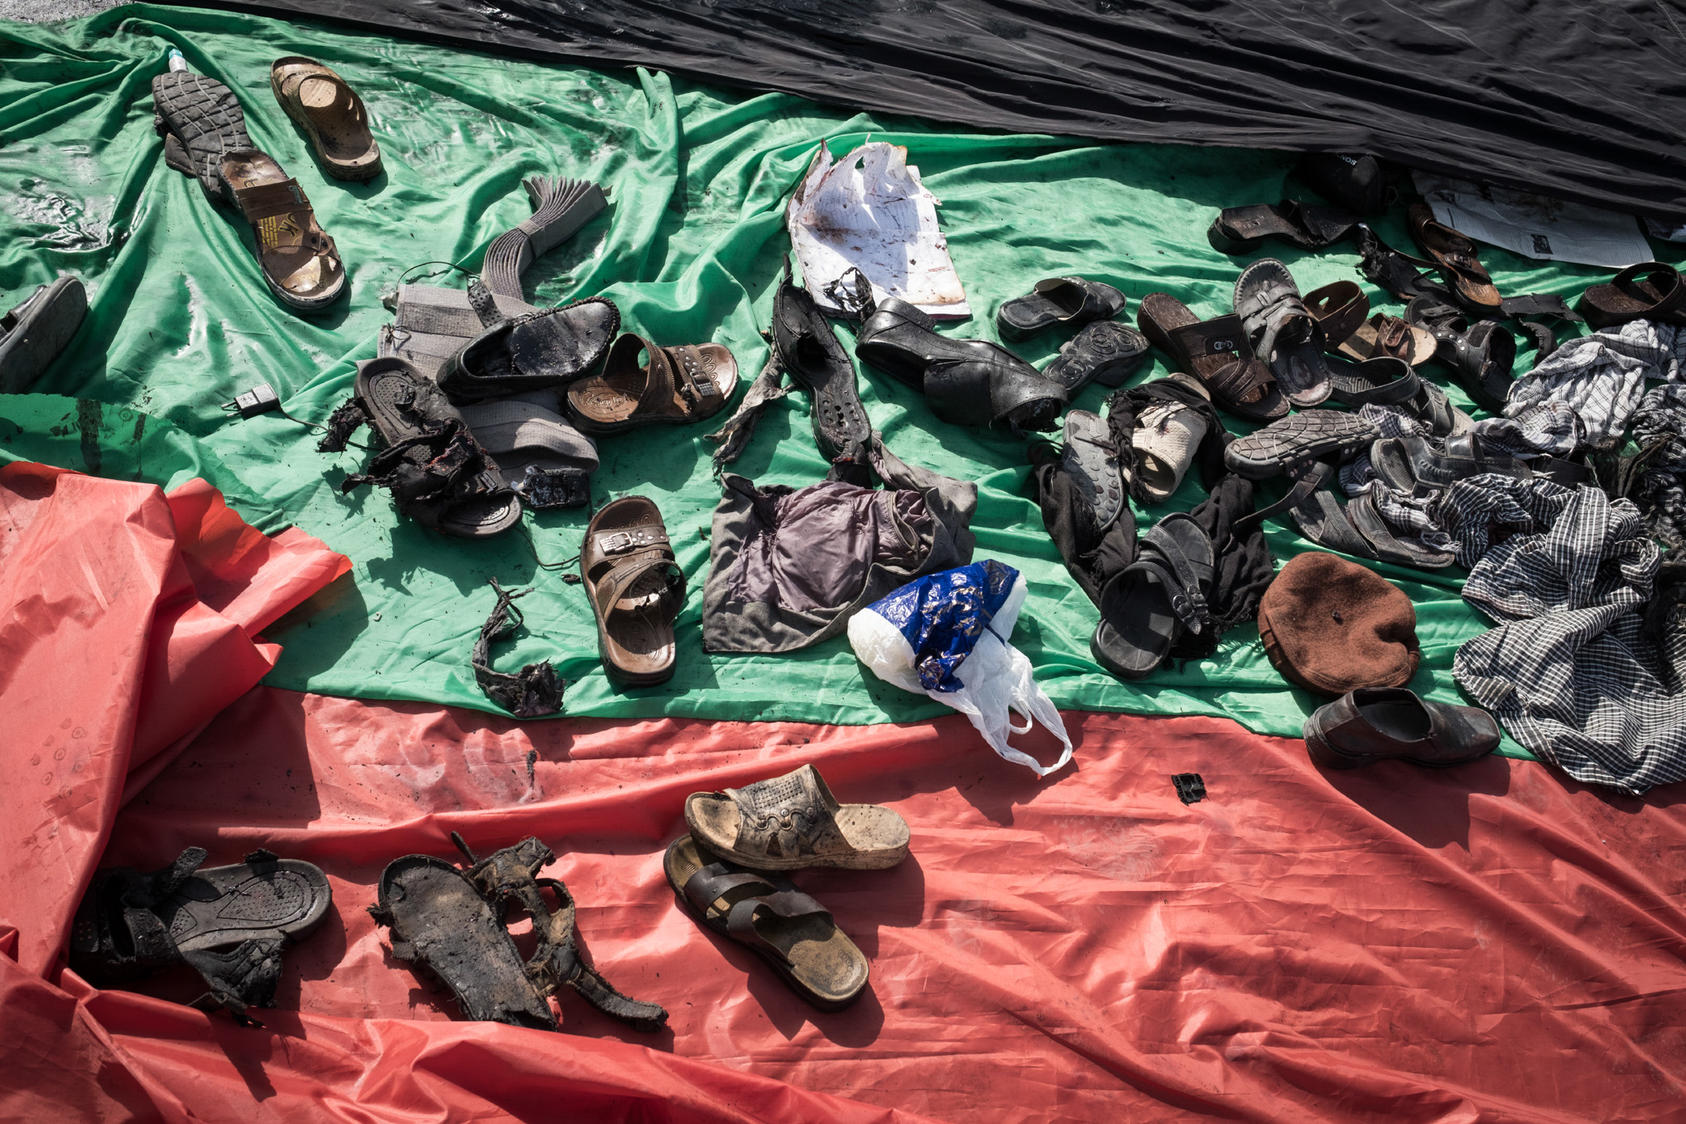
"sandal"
1223,410,1379,480
1129,374,1211,503
1306,282,1434,366
1370,434,1590,492
437,287,620,403
856,297,1064,432
1206,199,1359,254
69,847,331,1023
580,496,686,686
371,834,666,1032
269,56,382,181
1325,356,1471,438
1234,258,1332,408
771,268,873,461
0,274,85,393
1060,409,1127,534
152,70,345,313
1407,204,1501,313
457,393,597,509
683,763,910,871
1576,262,1686,329
663,835,868,1010
1042,320,1150,394
996,276,1125,339
565,333,738,434
1137,292,1287,422
1091,511,1214,679
323,357,522,538
1407,297,1517,411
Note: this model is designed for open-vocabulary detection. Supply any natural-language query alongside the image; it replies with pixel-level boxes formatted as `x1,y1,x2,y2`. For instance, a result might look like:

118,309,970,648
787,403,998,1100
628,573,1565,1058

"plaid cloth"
1474,399,1583,459
1441,476,1686,794
1506,318,1686,448
1627,384,1686,553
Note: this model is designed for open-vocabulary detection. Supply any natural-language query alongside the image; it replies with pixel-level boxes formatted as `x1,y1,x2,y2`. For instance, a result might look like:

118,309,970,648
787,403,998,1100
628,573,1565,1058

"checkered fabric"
1506,318,1686,447
1628,384,1686,553
1442,476,1685,794
1338,404,1450,549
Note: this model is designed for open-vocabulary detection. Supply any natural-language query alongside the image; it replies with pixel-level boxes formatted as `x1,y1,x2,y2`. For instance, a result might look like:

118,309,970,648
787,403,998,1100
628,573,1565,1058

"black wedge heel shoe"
855,297,1065,433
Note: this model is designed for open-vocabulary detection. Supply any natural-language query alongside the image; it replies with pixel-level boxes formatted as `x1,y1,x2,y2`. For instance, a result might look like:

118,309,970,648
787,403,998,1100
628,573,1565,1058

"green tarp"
1,4,1621,755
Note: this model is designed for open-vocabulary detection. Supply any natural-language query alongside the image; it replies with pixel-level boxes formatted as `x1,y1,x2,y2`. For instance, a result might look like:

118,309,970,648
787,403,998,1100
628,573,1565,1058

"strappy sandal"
1137,292,1287,422
1206,199,1358,254
683,763,910,871
1576,262,1686,329
664,835,868,1010
269,56,382,181
996,276,1125,339
580,496,686,686
855,297,1065,432
152,70,345,313
69,847,331,1024
1043,320,1150,394
1223,409,1379,480
771,268,873,461
1234,258,1332,408
1091,512,1214,679
1407,297,1517,412
1305,282,1434,366
437,283,619,403
371,834,667,1032
1408,204,1501,313
0,274,85,393
1235,462,1457,571
321,356,522,538
565,333,738,434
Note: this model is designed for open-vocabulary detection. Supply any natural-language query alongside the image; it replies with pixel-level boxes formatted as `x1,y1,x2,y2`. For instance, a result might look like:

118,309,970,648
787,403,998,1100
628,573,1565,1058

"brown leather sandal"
566,333,738,434
1408,204,1501,312
270,56,382,182
580,496,686,686
218,149,346,312
1136,292,1286,421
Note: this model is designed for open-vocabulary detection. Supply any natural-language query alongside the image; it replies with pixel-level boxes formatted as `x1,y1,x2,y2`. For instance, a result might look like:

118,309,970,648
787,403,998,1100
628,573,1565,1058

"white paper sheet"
1412,172,1651,269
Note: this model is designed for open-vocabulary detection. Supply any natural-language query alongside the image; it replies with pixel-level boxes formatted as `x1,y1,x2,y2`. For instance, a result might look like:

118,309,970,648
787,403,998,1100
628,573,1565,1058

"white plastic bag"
848,565,1073,778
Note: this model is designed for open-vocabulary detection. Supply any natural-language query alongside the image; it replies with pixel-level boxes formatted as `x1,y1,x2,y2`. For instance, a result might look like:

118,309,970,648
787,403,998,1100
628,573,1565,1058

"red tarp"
4,464,1686,1121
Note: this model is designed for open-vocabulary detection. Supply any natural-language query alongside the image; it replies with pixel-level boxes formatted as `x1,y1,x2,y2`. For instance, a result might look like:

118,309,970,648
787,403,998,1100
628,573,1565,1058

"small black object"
226,383,281,418
1172,773,1206,804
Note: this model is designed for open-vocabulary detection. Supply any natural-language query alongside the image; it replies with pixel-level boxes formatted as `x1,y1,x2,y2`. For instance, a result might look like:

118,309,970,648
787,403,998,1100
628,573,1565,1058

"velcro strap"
231,178,305,221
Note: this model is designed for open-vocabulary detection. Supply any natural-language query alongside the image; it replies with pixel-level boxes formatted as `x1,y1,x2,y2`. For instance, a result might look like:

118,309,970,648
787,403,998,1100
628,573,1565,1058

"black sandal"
1223,410,1380,480
1234,258,1333,407
856,297,1064,432
1407,297,1518,411
371,834,667,1032
69,847,331,1024
1091,511,1214,679
772,265,874,461
1207,200,1359,254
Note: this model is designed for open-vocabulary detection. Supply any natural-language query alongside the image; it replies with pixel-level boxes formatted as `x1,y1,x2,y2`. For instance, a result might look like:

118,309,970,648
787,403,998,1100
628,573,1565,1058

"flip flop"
566,334,738,434
1091,512,1214,679
0,275,86,393
270,56,382,181
663,834,869,1011
683,763,910,871
1137,292,1287,422
1576,262,1686,329
580,496,686,686
1408,204,1501,312
996,276,1125,339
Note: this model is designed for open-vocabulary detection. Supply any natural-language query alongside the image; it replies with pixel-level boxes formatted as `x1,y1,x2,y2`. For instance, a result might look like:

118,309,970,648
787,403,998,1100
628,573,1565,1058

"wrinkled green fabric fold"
3,4,1634,758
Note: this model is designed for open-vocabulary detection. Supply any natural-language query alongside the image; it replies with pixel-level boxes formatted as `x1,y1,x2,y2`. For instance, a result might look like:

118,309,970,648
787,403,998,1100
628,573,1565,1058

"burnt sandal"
580,496,686,686
566,333,738,434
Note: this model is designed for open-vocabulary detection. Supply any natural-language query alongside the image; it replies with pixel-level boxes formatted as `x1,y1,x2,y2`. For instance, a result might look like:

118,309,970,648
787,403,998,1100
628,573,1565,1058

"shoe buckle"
598,531,637,553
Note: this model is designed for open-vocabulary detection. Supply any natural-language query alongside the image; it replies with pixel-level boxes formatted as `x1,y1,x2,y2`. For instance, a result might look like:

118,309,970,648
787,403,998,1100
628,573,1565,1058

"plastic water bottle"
167,49,187,73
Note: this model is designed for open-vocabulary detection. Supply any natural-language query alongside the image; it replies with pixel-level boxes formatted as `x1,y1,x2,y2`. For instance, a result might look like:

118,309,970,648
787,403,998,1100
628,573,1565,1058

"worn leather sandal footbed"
1408,204,1501,312
1206,200,1358,254
1223,410,1380,480
1576,262,1686,329
996,276,1125,339
1234,258,1332,408
580,496,686,686
270,56,382,181
684,763,910,871
0,275,86,393
664,835,868,1010
438,292,620,403
1137,292,1286,422
324,357,522,537
566,333,738,433
772,271,874,461
153,70,346,313
1304,687,1500,769
1091,511,1214,679
371,835,666,1032
856,297,1064,432
1042,320,1150,394
70,847,331,1023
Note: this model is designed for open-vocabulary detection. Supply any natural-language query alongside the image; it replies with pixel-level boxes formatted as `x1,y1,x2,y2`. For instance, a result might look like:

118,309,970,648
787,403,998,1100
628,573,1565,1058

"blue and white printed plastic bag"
847,560,1073,778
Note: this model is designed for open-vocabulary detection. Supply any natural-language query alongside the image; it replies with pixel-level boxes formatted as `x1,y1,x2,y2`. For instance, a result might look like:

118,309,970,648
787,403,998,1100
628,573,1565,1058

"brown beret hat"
1257,552,1419,696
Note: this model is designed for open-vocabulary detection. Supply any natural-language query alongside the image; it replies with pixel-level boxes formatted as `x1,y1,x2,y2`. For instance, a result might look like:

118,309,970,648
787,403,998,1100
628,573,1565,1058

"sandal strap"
228,177,310,222
724,890,834,961
683,862,780,914
1137,527,1210,633
1304,281,1368,344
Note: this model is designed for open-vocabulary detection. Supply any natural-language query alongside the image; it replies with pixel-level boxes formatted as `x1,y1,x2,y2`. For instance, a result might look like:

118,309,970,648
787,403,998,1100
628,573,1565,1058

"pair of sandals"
372,834,666,1032
663,764,909,1010
995,276,1151,396
152,58,379,313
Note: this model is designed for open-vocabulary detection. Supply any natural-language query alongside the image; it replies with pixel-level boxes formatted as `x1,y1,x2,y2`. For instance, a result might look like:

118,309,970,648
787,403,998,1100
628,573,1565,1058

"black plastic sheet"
168,0,1686,218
